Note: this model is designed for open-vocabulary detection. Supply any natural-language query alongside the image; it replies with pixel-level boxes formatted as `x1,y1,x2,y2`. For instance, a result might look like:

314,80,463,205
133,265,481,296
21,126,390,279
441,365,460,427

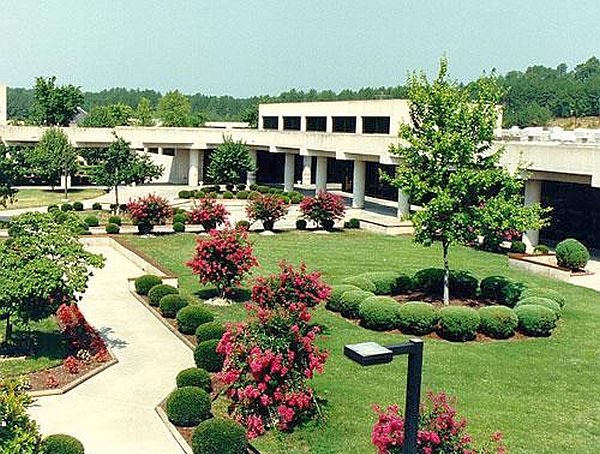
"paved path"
29,246,194,454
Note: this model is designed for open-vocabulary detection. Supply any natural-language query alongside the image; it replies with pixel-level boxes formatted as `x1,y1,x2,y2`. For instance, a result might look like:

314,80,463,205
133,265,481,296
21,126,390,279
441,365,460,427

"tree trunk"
443,240,450,305
4,314,12,344
115,185,120,215
63,166,69,200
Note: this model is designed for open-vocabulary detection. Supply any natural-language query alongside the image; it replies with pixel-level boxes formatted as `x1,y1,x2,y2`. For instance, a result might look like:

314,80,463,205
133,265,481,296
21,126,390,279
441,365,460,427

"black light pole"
344,338,424,454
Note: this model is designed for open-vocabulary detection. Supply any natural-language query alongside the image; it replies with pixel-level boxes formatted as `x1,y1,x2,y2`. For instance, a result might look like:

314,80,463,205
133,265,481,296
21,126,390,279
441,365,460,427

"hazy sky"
1,0,598,97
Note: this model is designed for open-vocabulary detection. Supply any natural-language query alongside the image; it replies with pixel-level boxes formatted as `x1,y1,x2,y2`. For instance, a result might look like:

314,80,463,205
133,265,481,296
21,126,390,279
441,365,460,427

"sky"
1,0,599,97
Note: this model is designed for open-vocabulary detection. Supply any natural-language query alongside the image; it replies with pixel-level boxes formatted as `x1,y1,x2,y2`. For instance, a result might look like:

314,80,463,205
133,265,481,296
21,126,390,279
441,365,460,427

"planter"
508,252,593,281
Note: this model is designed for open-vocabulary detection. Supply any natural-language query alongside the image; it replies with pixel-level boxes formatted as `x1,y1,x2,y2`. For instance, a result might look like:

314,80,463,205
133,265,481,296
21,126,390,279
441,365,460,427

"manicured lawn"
123,231,600,453
1,188,105,210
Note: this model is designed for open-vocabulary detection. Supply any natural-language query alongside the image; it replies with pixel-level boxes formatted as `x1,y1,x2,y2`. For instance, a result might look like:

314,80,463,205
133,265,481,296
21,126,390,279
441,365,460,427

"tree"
206,135,256,185
86,135,164,211
157,90,192,126
133,97,155,126
30,76,83,126
31,127,78,196
388,58,549,304
240,103,259,127
79,103,133,127
0,142,20,207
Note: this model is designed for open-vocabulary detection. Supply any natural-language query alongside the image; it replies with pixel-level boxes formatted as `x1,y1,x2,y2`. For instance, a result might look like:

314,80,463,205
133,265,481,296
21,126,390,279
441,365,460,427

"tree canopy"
0,142,20,207
206,136,256,185
30,128,78,194
30,76,83,126
79,103,134,127
157,90,192,127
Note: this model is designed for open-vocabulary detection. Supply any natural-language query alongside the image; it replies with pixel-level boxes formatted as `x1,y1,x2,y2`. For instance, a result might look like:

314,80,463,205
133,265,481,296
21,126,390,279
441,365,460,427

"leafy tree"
0,142,19,207
133,97,155,126
206,135,256,185
31,127,78,196
388,58,549,304
85,135,164,210
30,76,83,126
157,90,192,126
79,103,133,127
240,103,259,127
0,378,42,452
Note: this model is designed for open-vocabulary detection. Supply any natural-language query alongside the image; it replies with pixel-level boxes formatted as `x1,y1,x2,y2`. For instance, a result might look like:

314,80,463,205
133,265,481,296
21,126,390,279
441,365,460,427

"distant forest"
7,56,600,127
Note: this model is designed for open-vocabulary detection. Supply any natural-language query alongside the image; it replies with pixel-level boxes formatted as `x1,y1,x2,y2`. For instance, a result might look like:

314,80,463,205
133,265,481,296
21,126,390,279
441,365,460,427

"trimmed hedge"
479,275,524,307
72,201,84,211
177,305,214,334
134,275,162,295
520,287,566,309
296,219,307,230
556,238,589,270
192,418,248,454
148,284,179,306
342,275,377,293
41,434,85,454
83,215,99,227
397,301,438,335
159,294,189,318
344,218,360,229
194,339,224,372
236,190,249,200
359,296,402,331
510,241,526,253
515,304,557,336
222,191,234,199
195,321,226,343
105,223,120,234
235,220,251,230
178,190,192,199
339,290,374,319
61,203,73,212
437,306,480,341
516,297,561,317
478,306,518,339
173,222,186,233
533,244,549,255
173,213,187,224
166,386,211,427
92,202,102,210
360,272,401,295
413,268,478,299
48,204,59,212
326,284,361,312
176,367,212,392
108,215,122,225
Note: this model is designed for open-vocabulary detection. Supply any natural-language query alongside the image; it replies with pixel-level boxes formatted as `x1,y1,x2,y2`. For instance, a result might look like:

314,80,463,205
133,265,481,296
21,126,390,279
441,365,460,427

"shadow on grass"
0,330,68,361
193,287,252,303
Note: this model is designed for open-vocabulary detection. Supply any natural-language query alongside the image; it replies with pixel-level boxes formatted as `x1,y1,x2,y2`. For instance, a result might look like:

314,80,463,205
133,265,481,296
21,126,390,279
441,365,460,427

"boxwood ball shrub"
105,223,120,234
533,244,550,255
148,284,179,306
236,183,246,191
92,202,102,210
339,289,375,319
510,241,527,253
41,434,85,454
134,275,162,295
520,287,566,309
296,219,307,230
359,296,402,331
479,275,524,307
83,215,99,227
72,201,84,211
397,301,438,335
194,339,224,372
192,418,248,454
108,215,122,225
478,306,518,339
342,275,377,293
159,294,189,318
325,284,361,312
176,367,212,392
165,386,211,426
555,238,590,270
235,219,250,230
223,190,234,199
516,297,562,317
361,272,402,295
414,268,478,298
236,190,249,199
515,304,557,336
173,222,186,233
177,305,214,334
195,321,226,343
437,306,480,341
61,202,73,212
48,204,59,212
178,190,192,199
173,213,187,224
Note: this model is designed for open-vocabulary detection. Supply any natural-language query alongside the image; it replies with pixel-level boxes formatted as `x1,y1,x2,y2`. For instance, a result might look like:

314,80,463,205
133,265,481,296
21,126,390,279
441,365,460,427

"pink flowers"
127,194,173,233
245,194,288,230
56,303,109,362
64,356,80,374
299,191,346,229
187,198,229,231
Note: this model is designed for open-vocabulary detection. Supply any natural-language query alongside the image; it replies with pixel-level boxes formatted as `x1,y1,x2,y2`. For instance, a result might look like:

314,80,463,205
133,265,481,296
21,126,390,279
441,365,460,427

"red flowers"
245,194,288,230
187,198,229,231
299,191,345,229
64,356,80,374
56,303,109,362
127,194,173,233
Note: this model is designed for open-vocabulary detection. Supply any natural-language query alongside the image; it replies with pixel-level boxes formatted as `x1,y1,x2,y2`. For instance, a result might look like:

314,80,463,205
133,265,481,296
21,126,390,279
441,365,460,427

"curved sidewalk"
29,246,194,454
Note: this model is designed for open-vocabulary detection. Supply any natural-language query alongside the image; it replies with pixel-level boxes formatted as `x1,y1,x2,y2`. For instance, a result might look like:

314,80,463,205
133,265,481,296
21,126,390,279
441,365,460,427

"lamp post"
344,338,424,454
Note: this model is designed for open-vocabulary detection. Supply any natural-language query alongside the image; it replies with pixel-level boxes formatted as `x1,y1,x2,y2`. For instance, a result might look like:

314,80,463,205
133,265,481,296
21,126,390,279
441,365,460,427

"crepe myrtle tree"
206,135,257,186
387,58,549,305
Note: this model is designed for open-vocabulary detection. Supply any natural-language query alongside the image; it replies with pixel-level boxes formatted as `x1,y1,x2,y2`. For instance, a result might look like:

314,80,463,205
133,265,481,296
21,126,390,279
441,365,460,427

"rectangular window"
362,116,390,134
162,148,175,156
262,116,279,130
283,116,301,130
306,116,327,131
332,116,357,133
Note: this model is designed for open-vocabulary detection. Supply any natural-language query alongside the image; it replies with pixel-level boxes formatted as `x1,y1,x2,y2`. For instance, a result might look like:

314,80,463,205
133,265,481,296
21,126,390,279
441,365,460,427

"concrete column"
279,116,284,131
60,175,72,190
198,150,205,184
300,116,307,132
157,146,164,155
302,156,312,186
397,189,410,220
246,149,257,187
523,179,542,250
315,156,328,192
356,116,363,134
352,160,366,209
284,153,295,193
188,149,199,187
143,147,150,154
326,117,333,133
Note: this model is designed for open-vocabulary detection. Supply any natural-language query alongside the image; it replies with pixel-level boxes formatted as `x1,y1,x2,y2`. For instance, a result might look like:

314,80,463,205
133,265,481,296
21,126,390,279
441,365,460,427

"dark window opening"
332,116,356,133
362,116,390,134
306,116,327,132
162,148,175,156
283,116,301,130
262,116,279,130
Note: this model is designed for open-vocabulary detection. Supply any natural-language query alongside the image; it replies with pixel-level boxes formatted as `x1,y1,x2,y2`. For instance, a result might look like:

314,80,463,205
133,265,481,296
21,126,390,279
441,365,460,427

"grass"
1,188,105,210
123,230,600,453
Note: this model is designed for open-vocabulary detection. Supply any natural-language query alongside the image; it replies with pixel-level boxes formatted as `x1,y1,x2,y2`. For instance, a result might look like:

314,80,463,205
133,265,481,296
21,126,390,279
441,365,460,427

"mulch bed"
23,357,109,392
392,291,491,309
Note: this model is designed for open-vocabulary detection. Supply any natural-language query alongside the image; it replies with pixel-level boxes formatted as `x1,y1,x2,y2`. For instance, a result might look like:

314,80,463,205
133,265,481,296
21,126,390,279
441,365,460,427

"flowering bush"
127,194,173,234
187,198,230,231
299,191,345,230
372,391,506,454
64,356,80,374
186,227,258,297
245,194,288,231
56,303,109,362
216,262,331,438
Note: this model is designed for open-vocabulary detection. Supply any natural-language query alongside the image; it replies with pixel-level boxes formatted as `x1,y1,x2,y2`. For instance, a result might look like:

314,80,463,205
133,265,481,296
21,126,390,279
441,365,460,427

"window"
306,116,327,132
332,116,356,133
162,148,175,156
262,116,279,130
283,116,301,130
362,116,390,134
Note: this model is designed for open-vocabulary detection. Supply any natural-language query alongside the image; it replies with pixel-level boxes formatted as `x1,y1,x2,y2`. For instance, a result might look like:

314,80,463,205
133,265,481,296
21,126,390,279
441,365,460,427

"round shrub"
41,434,85,454
105,223,120,234
236,184,247,191
437,306,480,342
178,190,192,199
194,339,224,372
173,213,187,224
236,190,249,199
48,204,59,212
520,287,566,309
296,219,307,230
339,290,374,319
148,284,179,306
192,418,248,454
235,220,250,230
533,244,550,255
119,203,128,213
159,294,189,318
395,273,414,294
72,201,84,212
555,238,590,270
397,301,438,335
61,203,73,212
225,184,235,192
510,241,526,253
108,215,122,225
478,306,518,339
361,272,402,295
359,296,402,331
516,297,561,317
176,367,211,392
413,268,478,299
325,284,361,312
342,275,377,293
92,202,102,210
515,304,557,336
413,268,444,296
165,386,211,427
222,191,234,199
134,274,162,295
195,321,226,343
177,305,214,334
173,222,186,233
344,218,360,229
479,275,524,307
83,215,99,227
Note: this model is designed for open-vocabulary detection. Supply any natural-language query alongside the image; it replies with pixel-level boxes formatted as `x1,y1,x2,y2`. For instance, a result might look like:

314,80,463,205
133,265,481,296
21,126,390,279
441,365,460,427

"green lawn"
123,231,600,453
1,188,105,210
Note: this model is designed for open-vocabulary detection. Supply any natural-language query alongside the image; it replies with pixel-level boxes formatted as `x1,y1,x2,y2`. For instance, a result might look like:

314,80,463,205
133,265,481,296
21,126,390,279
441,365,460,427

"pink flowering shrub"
64,356,80,374
186,227,258,297
127,194,173,234
299,191,346,230
56,303,109,362
216,262,331,438
372,391,507,454
187,198,230,231
245,194,288,230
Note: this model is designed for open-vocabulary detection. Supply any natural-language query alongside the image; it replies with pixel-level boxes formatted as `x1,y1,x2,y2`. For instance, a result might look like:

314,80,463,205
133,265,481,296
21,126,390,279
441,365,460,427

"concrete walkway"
29,246,194,454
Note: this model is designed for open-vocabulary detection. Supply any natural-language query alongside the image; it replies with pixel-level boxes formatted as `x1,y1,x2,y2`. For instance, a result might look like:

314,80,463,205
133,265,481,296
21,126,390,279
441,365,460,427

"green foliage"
478,306,518,339
147,284,178,306
514,304,557,336
178,190,191,199
510,241,527,253
520,288,566,309
92,202,102,210
80,103,133,127
165,386,211,427
359,296,401,331
105,223,120,234
296,219,307,230
61,203,73,212
108,216,122,225
194,339,224,372
177,305,215,334
236,190,249,200
132,97,155,126
325,284,361,312
339,290,374,319
397,301,438,335
41,434,85,454
413,268,478,299
173,222,186,233
344,218,361,229
516,297,562,317
0,379,42,452
30,76,83,126
437,306,480,341
479,275,524,307
533,244,550,255
206,135,257,185
555,238,589,270
157,90,192,127
223,190,234,199
341,275,376,293
72,201,83,211
176,367,212,392
159,294,189,318
83,215,99,227
134,275,162,295
235,220,251,230
30,128,78,189
195,321,226,343
359,272,402,295
191,418,248,454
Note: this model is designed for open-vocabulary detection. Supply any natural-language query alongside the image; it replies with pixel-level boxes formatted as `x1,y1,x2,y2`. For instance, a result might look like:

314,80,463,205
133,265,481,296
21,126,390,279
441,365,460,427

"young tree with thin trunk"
32,127,78,197
206,135,257,185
